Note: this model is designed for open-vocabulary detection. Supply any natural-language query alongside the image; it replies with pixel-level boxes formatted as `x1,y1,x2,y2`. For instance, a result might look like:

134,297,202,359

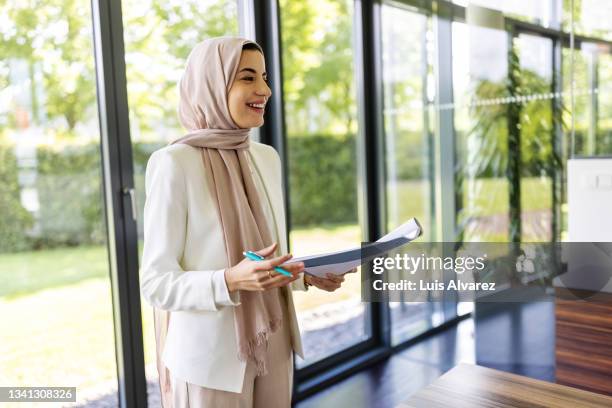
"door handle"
123,187,137,222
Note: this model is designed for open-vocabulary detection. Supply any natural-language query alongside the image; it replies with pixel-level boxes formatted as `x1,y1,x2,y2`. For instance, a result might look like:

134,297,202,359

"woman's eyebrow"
239,67,267,76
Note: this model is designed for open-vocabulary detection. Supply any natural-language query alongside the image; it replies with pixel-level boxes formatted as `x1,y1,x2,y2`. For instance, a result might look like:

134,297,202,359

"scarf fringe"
237,317,283,376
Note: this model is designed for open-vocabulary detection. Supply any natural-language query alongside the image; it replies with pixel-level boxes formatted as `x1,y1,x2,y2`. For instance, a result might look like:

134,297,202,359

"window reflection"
453,0,557,27
562,0,612,40
380,3,442,345
0,1,118,404
453,22,511,242
279,0,367,367
516,34,554,242
121,0,240,404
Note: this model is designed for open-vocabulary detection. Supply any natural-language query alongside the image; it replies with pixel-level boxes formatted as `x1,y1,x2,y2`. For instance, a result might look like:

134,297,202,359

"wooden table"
555,288,612,395
397,364,612,408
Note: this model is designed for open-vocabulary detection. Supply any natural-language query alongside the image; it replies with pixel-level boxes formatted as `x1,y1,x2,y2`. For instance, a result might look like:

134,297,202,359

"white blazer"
140,141,305,393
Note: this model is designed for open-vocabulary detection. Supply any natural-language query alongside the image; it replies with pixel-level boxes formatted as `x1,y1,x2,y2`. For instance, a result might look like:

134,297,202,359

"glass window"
563,47,592,158
597,52,612,154
453,25,559,243
0,1,118,404
454,0,558,27
453,22,511,242
560,44,612,238
564,44,612,157
121,0,240,404
563,0,612,41
516,34,555,242
379,3,442,345
279,0,368,367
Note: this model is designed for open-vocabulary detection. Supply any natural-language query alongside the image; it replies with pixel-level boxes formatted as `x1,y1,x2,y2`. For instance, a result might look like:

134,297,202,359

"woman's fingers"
253,253,293,271
281,262,304,274
254,242,277,258
325,273,345,283
251,268,300,290
263,273,300,289
310,275,341,292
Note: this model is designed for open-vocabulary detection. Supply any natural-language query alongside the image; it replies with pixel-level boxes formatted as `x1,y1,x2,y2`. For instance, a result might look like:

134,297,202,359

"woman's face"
227,49,271,129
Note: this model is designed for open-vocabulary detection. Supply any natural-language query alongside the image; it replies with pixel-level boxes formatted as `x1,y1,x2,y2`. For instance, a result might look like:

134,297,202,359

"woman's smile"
246,100,265,114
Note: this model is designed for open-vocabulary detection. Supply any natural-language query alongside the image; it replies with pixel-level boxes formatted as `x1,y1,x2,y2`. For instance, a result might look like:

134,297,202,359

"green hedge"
287,134,358,226
0,134,416,253
0,146,34,252
0,142,163,253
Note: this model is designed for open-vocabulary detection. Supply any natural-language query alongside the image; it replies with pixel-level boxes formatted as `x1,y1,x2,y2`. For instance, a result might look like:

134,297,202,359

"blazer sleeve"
140,149,240,312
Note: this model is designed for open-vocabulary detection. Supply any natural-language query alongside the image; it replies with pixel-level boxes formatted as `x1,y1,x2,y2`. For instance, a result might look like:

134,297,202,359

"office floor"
75,300,555,407
296,299,556,408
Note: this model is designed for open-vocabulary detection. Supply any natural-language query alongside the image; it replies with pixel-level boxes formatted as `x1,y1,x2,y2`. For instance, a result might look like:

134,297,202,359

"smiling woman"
227,43,272,128
139,37,355,407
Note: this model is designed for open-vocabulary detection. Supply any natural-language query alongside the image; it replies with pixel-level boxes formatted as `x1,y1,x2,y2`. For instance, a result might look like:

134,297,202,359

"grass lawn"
0,279,120,405
0,245,109,299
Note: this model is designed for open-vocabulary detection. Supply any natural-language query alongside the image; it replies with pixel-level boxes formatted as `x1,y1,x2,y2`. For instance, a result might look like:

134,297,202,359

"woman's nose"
257,80,272,97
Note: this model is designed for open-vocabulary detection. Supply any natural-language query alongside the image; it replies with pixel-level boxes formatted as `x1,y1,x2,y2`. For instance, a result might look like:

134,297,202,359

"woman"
140,36,354,408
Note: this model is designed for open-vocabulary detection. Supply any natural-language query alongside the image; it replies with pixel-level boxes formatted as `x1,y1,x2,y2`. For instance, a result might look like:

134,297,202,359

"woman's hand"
304,267,358,292
224,242,304,292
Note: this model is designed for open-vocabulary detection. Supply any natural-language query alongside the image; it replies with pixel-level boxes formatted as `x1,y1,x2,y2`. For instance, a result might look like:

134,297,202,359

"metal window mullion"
433,2,458,320
433,5,456,243
90,1,147,407
552,36,563,242
354,0,389,347
587,51,599,155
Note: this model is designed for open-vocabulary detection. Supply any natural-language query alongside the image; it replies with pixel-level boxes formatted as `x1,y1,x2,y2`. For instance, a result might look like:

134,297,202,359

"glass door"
120,0,241,404
0,1,119,405
514,33,555,242
379,2,443,345
278,0,371,368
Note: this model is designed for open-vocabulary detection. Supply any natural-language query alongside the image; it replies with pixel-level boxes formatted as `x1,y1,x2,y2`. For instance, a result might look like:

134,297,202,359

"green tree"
0,0,96,133
280,0,356,136
123,0,238,138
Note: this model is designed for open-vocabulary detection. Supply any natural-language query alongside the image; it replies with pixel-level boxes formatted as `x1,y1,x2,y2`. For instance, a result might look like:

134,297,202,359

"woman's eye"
242,76,268,83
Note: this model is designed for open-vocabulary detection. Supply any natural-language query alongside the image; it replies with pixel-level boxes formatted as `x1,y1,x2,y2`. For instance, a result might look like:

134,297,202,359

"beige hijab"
153,37,283,402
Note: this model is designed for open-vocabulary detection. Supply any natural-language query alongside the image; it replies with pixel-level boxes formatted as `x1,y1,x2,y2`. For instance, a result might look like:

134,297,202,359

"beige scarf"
153,37,283,403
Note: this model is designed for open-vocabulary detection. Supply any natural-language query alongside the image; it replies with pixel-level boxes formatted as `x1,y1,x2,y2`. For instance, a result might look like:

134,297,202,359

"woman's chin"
242,119,264,129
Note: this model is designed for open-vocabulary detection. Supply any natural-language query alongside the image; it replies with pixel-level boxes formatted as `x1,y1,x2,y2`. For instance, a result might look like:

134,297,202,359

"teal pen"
243,250,293,277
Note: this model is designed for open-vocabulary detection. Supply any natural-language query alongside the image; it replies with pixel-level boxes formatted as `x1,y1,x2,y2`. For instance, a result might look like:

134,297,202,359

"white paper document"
286,218,423,277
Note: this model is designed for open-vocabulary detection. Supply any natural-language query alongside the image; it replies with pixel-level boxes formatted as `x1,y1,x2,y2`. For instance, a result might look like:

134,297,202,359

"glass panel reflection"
453,0,557,27
0,1,118,405
516,34,554,242
380,3,441,345
279,0,368,367
453,22,511,242
562,0,612,41
121,0,239,404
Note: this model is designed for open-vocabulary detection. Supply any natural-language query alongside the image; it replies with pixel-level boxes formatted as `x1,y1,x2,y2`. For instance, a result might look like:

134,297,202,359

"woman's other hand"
224,242,304,292
304,267,358,292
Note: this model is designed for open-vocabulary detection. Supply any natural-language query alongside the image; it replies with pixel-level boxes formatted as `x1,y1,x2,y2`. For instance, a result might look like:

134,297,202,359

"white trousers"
169,303,293,408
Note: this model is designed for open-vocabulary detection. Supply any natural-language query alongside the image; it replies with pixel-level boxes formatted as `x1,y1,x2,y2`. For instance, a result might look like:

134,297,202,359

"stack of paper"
287,218,422,277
